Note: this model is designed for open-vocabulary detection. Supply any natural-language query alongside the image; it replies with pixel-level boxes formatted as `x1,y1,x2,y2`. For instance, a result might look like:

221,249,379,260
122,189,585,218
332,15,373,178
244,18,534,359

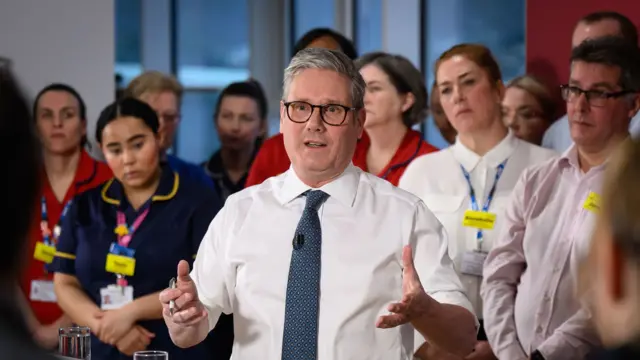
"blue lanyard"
460,160,507,248
40,196,72,246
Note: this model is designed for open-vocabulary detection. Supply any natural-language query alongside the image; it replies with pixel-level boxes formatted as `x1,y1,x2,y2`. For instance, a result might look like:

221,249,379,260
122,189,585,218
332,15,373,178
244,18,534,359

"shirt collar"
101,164,179,207
558,142,613,173
276,163,360,208
451,131,518,171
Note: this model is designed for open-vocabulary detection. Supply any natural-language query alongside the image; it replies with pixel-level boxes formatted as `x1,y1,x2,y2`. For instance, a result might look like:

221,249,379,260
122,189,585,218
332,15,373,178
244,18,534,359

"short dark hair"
293,28,358,60
0,66,41,279
214,79,268,120
570,36,640,92
578,11,638,46
355,52,428,127
95,98,159,143
33,83,88,148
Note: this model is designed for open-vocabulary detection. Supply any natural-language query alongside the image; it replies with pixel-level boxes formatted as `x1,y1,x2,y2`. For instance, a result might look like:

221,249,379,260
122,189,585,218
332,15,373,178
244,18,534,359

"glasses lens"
287,101,312,123
321,105,347,125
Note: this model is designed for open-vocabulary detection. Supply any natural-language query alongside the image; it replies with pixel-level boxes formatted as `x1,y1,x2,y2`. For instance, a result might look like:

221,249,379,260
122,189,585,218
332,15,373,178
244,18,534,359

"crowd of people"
1,9,640,360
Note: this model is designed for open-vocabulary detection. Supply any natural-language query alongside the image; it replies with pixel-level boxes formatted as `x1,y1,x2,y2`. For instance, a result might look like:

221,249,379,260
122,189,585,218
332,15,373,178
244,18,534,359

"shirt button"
544,294,551,301
536,326,543,333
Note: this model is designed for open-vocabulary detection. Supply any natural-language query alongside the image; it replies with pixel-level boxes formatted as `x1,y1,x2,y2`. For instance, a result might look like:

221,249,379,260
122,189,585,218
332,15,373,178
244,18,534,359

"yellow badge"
462,210,497,230
583,191,601,213
33,242,56,264
105,254,136,276
114,225,129,236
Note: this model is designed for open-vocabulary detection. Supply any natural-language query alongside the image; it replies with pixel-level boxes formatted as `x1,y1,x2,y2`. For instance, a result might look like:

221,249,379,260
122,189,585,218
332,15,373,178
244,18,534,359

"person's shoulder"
359,170,423,209
417,139,439,155
261,133,284,148
167,155,213,186
516,139,559,162
175,171,221,206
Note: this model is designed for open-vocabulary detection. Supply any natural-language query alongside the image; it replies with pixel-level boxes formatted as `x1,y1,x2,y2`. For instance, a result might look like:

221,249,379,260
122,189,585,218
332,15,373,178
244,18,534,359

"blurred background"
0,0,638,164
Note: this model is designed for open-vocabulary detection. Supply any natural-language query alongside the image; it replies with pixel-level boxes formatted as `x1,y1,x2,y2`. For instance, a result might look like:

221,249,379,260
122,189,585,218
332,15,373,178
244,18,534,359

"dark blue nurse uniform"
50,164,221,360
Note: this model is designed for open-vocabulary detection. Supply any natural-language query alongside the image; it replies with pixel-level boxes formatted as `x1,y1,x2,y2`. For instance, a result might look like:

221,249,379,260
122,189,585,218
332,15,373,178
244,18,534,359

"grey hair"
282,48,365,109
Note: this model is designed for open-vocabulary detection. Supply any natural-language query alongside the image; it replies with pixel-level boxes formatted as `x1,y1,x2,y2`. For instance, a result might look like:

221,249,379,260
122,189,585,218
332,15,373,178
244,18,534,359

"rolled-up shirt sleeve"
411,200,475,317
481,171,529,360
191,203,234,332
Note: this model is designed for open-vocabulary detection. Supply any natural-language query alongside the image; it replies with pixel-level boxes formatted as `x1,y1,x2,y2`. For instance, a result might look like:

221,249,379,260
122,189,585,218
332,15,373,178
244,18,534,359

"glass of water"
133,350,169,359
58,326,91,359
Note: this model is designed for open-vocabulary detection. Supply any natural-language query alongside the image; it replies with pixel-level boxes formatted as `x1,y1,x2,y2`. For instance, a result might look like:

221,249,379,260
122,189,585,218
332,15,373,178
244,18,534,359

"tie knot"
304,190,328,210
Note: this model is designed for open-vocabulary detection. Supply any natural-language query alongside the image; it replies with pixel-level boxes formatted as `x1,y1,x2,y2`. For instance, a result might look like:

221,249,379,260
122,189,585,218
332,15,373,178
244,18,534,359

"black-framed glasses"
283,101,358,126
560,84,634,107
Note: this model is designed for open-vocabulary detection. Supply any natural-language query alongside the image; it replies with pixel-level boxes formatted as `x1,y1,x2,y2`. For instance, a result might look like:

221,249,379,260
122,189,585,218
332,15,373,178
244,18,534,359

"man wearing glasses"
159,48,477,360
481,36,640,360
542,11,640,153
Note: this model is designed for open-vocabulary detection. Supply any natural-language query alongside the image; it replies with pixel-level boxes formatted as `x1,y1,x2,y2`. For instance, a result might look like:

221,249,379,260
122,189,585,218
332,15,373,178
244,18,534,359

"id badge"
583,191,601,213
30,280,57,302
462,210,497,230
460,250,488,277
33,242,56,264
105,254,136,276
100,284,134,310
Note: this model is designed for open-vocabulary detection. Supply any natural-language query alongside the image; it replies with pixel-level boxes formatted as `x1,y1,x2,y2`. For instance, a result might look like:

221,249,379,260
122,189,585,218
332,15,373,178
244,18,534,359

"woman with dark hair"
19,83,112,350
50,98,220,359
245,28,362,187
292,27,358,60
353,52,439,185
203,80,268,201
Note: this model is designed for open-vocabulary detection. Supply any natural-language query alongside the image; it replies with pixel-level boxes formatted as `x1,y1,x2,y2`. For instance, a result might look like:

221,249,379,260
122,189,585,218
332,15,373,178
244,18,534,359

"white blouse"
399,132,557,318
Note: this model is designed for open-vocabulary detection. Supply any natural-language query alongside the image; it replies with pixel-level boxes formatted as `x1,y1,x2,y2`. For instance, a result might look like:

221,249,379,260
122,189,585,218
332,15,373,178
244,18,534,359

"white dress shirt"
191,163,474,360
542,112,640,153
399,132,557,318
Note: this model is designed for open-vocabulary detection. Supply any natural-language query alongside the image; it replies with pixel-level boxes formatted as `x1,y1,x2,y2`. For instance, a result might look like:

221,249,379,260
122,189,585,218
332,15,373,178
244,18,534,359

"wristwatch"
531,350,545,360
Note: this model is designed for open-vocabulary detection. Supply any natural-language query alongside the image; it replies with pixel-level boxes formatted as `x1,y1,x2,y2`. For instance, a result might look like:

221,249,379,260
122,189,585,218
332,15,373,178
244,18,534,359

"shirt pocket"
423,194,466,263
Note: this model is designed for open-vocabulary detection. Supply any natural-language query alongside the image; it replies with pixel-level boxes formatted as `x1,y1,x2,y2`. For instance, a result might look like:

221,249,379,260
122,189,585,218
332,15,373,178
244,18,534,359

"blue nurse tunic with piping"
50,164,221,360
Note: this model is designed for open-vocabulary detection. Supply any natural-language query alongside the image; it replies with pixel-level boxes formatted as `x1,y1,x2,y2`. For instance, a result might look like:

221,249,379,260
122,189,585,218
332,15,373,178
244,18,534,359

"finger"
172,308,208,326
375,313,408,328
159,288,183,304
402,245,415,277
174,292,195,309
136,326,155,339
387,301,409,314
177,260,192,283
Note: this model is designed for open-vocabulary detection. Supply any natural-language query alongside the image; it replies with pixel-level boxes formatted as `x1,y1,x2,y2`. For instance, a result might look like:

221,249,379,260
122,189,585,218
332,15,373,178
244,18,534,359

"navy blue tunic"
51,165,221,360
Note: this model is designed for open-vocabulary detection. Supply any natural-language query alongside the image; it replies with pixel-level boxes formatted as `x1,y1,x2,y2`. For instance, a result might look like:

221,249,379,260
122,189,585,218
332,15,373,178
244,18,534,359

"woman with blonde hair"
502,74,556,145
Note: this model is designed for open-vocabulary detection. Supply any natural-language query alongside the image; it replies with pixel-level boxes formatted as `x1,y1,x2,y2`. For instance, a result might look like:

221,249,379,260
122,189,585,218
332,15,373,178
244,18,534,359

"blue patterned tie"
281,190,329,360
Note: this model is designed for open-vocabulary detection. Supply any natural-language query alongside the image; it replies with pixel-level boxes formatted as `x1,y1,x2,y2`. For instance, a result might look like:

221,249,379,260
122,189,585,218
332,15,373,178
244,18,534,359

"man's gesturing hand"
159,260,208,327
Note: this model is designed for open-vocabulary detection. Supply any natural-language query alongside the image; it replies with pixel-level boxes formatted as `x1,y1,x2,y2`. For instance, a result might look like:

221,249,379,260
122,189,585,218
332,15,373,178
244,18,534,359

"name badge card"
30,280,57,303
460,250,488,277
100,285,134,310
462,210,497,230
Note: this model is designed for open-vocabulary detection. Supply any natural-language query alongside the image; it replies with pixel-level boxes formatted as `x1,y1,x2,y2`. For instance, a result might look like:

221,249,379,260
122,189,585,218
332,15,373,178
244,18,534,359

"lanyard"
115,207,150,248
40,196,72,246
460,160,507,248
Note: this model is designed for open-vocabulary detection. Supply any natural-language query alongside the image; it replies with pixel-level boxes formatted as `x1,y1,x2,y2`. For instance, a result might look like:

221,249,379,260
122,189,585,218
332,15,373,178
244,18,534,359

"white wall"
0,0,114,153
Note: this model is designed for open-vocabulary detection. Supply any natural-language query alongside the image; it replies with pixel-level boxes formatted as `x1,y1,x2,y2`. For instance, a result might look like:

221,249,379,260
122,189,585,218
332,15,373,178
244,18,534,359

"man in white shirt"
159,48,476,359
542,11,640,153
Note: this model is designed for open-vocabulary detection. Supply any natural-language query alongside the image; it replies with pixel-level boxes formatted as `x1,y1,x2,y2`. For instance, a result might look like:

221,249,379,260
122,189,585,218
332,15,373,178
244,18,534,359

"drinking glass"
58,326,91,359
133,350,169,359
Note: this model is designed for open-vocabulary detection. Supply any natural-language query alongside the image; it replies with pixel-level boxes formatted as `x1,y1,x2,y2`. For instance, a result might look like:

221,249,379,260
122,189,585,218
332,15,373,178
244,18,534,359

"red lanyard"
115,208,150,247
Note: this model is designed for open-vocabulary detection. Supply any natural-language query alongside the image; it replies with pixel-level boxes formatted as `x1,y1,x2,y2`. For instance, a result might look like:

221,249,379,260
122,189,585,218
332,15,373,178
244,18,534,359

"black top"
588,344,640,360
203,149,258,201
0,295,58,360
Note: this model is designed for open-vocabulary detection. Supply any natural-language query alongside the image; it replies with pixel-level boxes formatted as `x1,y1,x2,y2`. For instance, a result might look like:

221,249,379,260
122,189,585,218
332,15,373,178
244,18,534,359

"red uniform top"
245,132,374,187
21,151,112,325
352,129,439,186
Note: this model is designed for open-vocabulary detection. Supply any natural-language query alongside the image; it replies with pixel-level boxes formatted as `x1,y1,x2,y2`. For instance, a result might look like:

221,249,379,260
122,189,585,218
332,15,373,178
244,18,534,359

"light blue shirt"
542,112,640,153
